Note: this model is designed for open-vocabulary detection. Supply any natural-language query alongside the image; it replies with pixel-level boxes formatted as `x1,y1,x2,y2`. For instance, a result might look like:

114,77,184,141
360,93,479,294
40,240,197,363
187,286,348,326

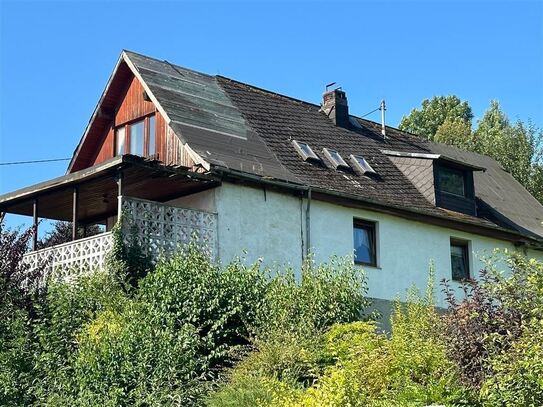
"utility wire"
360,106,381,118
0,158,71,166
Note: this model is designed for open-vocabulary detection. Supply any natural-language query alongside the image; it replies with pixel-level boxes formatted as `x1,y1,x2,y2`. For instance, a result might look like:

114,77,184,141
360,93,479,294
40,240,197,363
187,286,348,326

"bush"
207,257,368,406
290,287,472,407
442,250,541,392
0,222,43,406
480,319,543,406
31,270,128,404
257,255,368,341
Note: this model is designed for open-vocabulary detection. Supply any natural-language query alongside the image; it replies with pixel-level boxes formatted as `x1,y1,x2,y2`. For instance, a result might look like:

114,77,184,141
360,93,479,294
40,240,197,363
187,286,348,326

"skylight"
292,140,319,161
349,154,377,175
323,148,349,169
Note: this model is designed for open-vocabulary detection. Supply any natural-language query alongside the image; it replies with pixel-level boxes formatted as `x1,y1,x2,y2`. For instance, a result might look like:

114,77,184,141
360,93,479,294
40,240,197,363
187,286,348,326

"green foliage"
31,270,129,404
139,244,267,373
400,96,543,203
399,95,473,140
480,320,543,406
257,256,368,341
473,101,542,200
434,117,473,148
211,272,474,407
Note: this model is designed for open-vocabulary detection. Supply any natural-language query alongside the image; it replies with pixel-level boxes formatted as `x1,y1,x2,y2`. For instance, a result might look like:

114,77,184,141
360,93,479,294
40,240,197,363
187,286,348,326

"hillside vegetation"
1,222,543,406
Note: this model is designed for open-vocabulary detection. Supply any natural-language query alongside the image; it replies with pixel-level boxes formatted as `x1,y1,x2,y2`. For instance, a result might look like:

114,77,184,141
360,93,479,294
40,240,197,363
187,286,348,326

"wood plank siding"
87,73,194,169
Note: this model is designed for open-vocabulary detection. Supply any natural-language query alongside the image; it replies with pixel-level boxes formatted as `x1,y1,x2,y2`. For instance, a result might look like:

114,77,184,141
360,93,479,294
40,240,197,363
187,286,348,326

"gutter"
211,166,543,252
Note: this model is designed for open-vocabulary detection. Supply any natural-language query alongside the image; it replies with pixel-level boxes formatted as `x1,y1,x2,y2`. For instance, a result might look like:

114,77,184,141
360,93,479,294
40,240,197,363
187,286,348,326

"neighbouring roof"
9,50,543,247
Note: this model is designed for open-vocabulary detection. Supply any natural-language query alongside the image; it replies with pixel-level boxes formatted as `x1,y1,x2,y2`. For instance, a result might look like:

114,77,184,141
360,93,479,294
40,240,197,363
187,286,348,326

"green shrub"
139,244,267,372
207,256,368,406
257,255,368,341
291,293,473,407
31,270,128,404
480,319,543,406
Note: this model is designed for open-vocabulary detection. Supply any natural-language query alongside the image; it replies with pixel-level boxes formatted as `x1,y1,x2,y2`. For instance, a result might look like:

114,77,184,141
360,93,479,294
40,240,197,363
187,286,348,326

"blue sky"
1,0,542,229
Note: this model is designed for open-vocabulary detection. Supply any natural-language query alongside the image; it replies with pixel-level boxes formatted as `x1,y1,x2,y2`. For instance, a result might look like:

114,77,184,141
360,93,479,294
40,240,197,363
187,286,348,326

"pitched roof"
76,51,543,246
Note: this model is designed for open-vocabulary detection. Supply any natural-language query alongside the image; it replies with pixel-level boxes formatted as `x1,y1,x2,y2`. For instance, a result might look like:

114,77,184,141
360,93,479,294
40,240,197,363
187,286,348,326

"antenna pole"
380,100,386,139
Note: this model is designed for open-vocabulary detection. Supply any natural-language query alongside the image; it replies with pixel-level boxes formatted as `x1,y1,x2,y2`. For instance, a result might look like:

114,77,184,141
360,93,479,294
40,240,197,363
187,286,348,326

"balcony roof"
0,155,219,223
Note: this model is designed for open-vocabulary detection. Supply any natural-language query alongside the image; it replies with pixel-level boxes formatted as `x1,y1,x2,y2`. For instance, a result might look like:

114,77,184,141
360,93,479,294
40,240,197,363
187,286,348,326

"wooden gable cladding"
114,75,156,126
90,75,166,167
70,54,203,174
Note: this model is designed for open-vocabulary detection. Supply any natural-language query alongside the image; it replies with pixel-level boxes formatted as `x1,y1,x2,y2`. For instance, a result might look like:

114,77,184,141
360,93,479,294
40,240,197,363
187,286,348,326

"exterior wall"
309,199,543,307
214,183,304,269
208,182,543,308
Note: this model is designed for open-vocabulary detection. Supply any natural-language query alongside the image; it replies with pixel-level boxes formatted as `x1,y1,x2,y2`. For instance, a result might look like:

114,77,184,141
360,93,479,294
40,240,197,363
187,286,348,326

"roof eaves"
211,165,543,250
67,54,125,174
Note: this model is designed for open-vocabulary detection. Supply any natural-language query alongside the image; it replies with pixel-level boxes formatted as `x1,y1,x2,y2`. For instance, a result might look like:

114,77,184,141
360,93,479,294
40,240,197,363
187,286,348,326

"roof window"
323,148,349,169
349,154,377,175
292,140,319,161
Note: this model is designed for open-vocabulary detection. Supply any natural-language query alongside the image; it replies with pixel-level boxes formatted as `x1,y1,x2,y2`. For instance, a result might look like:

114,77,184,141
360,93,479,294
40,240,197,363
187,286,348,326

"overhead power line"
0,158,71,166
360,106,381,118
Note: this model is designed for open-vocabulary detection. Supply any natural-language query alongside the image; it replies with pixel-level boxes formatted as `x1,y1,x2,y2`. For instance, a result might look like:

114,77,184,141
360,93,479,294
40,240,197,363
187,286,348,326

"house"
1,50,542,309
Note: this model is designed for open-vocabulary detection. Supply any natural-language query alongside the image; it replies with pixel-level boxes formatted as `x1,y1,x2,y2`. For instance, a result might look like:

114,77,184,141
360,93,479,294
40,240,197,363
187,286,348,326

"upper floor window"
115,127,125,156
450,238,470,281
114,114,156,157
353,219,377,266
130,120,145,156
438,166,466,197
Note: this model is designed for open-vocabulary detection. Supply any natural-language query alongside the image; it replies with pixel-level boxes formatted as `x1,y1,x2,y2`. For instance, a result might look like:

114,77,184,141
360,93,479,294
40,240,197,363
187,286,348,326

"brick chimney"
321,88,349,128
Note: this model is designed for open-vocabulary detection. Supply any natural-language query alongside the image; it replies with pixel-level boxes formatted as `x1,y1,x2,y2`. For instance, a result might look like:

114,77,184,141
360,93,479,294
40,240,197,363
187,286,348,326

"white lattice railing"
22,232,114,285
120,196,218,259
21,197,218,285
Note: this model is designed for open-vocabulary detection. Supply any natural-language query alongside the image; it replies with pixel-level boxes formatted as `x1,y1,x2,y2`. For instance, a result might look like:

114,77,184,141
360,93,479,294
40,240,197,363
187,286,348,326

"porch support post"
116,171,123,220
72,186,78,241
32,198,38,251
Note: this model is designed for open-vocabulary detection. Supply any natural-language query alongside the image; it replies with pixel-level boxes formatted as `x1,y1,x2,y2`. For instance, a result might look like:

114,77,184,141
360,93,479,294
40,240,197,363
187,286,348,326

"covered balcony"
0,155,220,282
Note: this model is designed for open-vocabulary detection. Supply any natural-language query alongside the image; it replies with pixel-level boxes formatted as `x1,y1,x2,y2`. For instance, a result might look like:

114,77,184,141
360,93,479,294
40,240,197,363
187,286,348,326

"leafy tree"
38,221,103,249
434,117,473,148
473,101,543,201
399,95,473,140
0,222,37,406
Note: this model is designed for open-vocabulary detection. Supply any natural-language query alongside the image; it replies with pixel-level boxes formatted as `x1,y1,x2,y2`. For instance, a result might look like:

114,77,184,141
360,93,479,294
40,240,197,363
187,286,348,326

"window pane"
148,115,156,155
129,120,144,156
115,127,125,156
353,223,375,265
439,167,465,196
451,243,469,280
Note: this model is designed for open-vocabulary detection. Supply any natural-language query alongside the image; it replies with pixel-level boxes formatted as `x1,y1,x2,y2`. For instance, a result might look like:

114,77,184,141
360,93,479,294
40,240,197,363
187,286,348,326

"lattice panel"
22,232,114,287
120,196,218,260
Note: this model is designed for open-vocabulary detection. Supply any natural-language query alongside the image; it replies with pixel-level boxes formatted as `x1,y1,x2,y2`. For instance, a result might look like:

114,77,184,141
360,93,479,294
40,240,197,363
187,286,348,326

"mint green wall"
170,183,543,307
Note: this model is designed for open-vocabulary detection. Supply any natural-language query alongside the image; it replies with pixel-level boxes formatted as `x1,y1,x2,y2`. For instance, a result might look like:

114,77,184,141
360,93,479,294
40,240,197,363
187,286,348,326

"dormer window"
293,140,319,161
115,113,156,157
323,148,349,169
438,166,466,197
434,162,476,215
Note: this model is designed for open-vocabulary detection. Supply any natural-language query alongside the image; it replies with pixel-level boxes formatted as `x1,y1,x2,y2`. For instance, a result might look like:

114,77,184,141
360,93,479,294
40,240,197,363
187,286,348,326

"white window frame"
349,154,377,175
292,140,320,161
323,148,349,169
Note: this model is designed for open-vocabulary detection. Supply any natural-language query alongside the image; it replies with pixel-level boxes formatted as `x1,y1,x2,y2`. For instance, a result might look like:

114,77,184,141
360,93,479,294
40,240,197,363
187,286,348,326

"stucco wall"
214,183,304,269
165,182,543,308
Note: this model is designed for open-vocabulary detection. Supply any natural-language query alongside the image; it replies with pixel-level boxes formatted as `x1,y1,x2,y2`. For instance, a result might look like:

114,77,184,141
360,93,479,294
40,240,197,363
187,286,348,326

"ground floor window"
450,238,470,281
353,219,377,266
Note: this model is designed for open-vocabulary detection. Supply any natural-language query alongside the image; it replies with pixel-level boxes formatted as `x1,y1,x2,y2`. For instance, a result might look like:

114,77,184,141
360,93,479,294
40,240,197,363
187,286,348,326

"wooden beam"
72,186,78,241
32,199,38,250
